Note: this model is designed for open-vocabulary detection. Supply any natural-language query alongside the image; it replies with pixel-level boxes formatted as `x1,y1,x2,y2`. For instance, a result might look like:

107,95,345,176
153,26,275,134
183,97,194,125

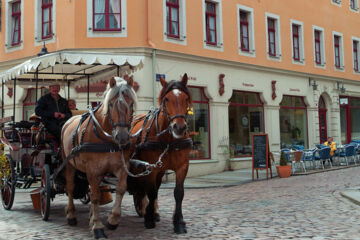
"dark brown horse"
128,74,192,234
61,76,137,239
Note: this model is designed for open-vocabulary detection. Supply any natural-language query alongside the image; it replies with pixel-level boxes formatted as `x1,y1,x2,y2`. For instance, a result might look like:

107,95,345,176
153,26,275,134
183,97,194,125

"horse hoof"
174,222,187,234
144,220,156,229
67,218,77,226
93,229,107,239
106,222,118,230
154,213,160,222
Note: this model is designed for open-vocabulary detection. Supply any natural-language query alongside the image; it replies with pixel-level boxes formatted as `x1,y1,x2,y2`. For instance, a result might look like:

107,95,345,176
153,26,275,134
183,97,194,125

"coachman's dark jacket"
35,93,72,139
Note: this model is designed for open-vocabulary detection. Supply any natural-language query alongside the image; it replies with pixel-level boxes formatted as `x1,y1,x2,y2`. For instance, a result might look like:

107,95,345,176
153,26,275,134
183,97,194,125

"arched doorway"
318,96,327,143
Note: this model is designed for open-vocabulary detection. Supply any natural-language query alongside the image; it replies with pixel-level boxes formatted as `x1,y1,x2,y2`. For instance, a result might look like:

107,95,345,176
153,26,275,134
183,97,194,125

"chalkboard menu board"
252,134,268,169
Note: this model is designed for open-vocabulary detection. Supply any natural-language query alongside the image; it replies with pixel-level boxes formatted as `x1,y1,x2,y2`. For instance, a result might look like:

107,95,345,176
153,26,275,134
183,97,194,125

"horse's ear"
109,77,116,88
127,76,134,87
160,76,167,87
181,73,188,86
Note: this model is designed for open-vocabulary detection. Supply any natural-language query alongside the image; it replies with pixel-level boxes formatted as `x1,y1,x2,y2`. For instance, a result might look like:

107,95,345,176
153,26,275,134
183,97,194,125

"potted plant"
276,151,292,178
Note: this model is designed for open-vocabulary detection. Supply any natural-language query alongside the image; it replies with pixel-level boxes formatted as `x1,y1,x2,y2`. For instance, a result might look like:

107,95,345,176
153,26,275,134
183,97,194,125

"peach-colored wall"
1,0,360,81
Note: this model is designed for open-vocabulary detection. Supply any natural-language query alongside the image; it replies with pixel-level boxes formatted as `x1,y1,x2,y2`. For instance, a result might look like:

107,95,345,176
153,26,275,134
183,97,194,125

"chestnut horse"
61,76,137,239
128,74,192,234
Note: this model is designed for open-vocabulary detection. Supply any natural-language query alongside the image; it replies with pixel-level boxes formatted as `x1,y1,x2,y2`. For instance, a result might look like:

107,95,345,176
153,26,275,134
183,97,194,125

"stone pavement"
1,165,360,239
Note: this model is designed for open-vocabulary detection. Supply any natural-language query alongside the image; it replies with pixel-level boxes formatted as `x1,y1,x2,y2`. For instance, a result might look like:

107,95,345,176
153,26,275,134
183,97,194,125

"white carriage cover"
0,51,144,87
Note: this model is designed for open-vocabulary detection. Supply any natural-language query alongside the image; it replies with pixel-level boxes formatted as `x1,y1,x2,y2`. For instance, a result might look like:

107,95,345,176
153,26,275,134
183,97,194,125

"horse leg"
153,172,163,222
65,164,77,226
173,165,189,234
106,169,127,230
144,175,158,229
88,176,107,239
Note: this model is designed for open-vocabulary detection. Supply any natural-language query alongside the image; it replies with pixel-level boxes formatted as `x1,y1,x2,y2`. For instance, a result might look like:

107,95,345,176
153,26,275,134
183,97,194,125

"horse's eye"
109,103,113,108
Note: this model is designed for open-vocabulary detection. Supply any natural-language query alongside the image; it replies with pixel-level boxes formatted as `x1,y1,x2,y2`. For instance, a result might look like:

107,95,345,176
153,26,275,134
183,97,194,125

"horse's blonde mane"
102,77,137,115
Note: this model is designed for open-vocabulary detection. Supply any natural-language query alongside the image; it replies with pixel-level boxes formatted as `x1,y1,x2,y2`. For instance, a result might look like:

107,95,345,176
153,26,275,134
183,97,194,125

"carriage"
0,51,144,222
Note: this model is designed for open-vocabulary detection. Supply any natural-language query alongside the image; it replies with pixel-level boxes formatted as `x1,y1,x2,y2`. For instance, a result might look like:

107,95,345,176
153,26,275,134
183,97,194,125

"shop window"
229,91,264,157
237,5,255,57
279,95,308,149
188,87,210,159
340,96,360,143
87,0,127,38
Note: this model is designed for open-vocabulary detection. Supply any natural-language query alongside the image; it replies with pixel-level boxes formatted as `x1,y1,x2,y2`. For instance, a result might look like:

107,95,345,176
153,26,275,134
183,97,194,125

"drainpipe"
147,0,157,107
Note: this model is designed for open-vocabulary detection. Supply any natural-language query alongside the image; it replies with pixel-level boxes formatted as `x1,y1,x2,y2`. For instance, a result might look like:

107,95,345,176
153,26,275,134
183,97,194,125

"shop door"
318,96,327,143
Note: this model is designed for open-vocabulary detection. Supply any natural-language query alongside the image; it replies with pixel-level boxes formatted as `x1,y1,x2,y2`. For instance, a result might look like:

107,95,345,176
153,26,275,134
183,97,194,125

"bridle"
161,98,188,123
107,97,134,130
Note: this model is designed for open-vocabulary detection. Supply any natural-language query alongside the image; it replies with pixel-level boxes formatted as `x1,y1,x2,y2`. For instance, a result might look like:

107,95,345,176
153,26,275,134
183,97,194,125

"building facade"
1,0,360,177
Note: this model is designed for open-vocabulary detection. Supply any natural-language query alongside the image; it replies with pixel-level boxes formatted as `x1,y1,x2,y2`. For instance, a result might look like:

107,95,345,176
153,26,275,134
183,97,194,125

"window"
350,0,359,10
239,11,249,52
237,5,255,56
333,32,344,70
334,36,340,68
315,30,321,64
353,39,360,72
87,0,127,38
290,20,305,64
266,13,281,60
340,96,360,144
93,0,121,31
205,1,216,45
163,0,186,44
292,25,300,61
11,1,21,46
268,18,276,57
188,87,210,160
203,0,223,50
229,92,264,157
313,26,326,67
166,0,179,38
41,0,52,39
332,0,342,4
280,96,308,149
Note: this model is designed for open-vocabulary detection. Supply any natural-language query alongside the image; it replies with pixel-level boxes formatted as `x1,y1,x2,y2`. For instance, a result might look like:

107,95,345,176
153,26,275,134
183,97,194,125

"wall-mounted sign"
340,98,348,105
156,74,165,82
242,83,254,87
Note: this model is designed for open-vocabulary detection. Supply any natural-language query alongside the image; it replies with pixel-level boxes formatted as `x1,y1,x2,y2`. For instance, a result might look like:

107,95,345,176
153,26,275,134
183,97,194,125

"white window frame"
290,19,305,65
5,0,24,52
202,0,223,52
350,0,359,12
237,4,255,57
352,36,360,73
312,25,326,68
265,12,281,61
332,0,342,5
86,0,127,38
34,0,56,46
332,31,345,71
163,0,187,45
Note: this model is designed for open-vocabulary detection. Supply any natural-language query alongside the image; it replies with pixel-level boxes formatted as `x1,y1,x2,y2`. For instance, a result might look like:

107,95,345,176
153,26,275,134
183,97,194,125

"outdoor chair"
315,147,332,169
338,144,355,166
303,148,317,170
291,151,305,173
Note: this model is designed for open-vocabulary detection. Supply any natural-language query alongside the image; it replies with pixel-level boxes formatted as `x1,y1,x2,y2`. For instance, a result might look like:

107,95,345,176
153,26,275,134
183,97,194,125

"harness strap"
136,138,193,151
89,107,113,139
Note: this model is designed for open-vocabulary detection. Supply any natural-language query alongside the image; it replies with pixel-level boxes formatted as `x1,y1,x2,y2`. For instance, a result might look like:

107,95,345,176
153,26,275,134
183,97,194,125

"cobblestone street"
1,167,360,240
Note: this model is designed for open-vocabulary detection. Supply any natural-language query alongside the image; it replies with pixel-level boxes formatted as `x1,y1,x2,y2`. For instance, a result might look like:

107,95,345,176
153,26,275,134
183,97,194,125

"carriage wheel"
40,164,51,221
0,154,16,210
80,189,90,205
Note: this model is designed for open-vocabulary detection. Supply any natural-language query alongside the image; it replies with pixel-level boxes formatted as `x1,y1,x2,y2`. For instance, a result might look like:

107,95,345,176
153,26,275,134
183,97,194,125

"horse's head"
159,74,192,139
103,76,137,146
